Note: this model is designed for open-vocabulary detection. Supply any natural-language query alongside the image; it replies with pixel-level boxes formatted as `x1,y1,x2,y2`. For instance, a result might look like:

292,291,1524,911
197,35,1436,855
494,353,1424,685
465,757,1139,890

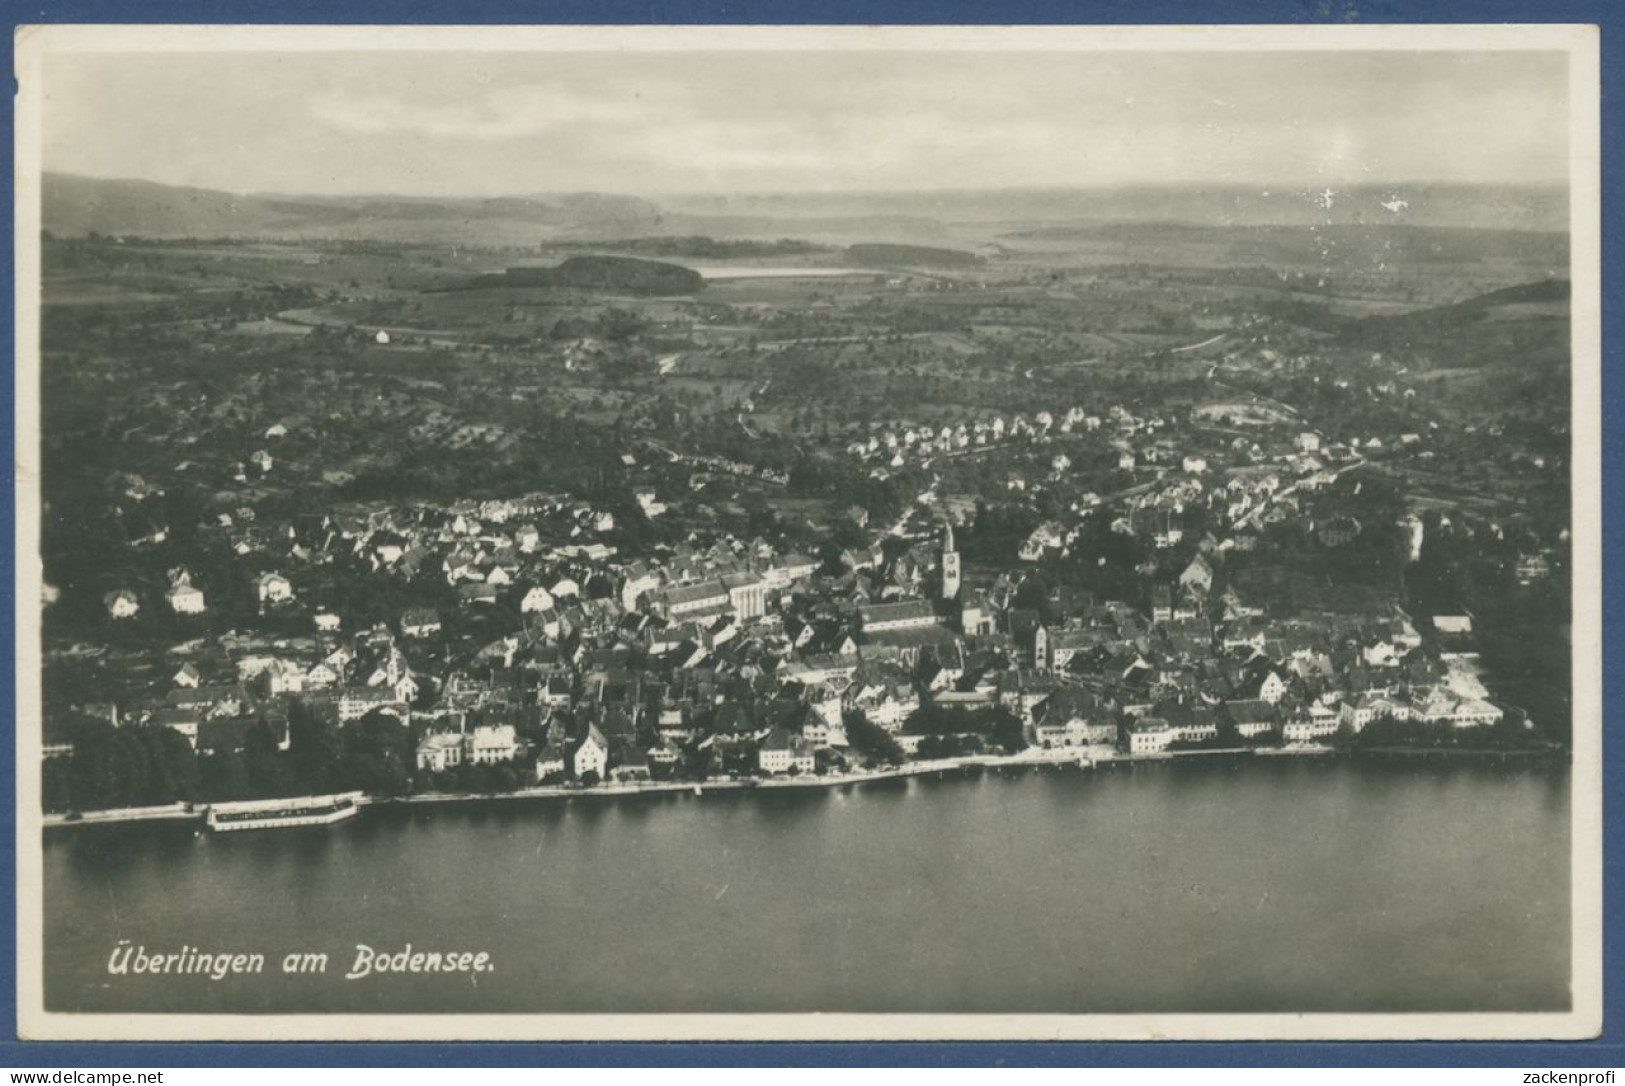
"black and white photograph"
13,24,1602,1042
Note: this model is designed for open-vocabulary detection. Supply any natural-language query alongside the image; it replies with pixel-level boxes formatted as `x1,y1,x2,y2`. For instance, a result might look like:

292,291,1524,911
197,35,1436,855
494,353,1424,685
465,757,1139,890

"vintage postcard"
12,23,1601,1042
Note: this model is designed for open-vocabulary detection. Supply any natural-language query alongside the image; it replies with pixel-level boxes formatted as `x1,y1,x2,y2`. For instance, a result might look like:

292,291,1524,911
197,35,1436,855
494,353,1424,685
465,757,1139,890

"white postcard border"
12,21,1603,1043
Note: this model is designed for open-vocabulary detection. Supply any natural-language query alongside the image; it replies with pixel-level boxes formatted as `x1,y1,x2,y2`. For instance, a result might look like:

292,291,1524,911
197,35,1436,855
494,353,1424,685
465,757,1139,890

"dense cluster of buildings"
66,469,1508,788
50,369,1531,798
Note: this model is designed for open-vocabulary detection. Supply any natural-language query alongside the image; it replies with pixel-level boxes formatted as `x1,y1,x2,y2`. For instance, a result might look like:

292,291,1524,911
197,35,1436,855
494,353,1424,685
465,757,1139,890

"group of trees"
786,456,909,527
913,734,983,759
842,710,905,767
42,719,201,813
1330,713,1548,753
41,705,421,816
901,705,1026,756
416,761,528,795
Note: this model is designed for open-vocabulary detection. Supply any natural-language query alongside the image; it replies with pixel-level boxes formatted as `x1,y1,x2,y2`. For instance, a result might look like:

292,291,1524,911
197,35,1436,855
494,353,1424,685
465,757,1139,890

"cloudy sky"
39,48,1570,196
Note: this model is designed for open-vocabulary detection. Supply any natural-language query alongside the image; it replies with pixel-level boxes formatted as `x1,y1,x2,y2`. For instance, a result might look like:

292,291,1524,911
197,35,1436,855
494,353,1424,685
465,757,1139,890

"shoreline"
39,742,1567,829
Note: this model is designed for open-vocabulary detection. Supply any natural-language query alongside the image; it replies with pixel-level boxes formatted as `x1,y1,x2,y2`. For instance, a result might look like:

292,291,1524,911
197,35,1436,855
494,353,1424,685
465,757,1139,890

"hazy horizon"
41,169,1572,204
40,49,1570,199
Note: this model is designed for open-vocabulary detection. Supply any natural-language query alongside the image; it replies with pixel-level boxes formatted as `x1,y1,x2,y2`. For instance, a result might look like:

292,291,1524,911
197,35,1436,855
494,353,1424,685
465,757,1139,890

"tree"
53,721,206,810
141,726,201,803
199,751,252,803
843,710,905,766
987,709,1028,755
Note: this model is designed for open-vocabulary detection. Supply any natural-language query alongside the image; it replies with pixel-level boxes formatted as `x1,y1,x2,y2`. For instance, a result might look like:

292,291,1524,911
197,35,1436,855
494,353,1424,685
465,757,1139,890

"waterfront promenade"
42,741,1560,829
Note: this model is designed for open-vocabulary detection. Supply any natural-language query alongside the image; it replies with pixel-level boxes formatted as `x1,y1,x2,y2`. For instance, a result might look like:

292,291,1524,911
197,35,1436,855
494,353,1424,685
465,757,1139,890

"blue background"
1,0,1617,1068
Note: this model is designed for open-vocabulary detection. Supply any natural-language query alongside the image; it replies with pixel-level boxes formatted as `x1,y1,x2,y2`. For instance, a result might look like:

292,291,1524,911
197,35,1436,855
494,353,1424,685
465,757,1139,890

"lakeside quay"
39,741,1564,829
43,747,1096,827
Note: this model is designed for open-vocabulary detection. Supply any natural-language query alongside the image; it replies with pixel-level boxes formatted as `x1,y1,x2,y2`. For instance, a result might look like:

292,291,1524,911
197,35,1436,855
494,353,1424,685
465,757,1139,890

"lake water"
43,757,1571,1015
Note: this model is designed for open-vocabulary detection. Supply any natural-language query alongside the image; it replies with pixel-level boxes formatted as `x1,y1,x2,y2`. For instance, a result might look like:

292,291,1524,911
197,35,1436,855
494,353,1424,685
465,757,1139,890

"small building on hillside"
401,609,443,638
255,572,294,606
166,582,206,615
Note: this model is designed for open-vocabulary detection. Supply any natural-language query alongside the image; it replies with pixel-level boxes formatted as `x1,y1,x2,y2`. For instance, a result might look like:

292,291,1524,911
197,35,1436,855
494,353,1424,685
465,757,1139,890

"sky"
38,48,1571,197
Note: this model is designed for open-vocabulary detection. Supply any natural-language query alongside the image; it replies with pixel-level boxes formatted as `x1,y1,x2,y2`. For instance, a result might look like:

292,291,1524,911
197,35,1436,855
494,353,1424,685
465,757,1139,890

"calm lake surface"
44,757,1571,1014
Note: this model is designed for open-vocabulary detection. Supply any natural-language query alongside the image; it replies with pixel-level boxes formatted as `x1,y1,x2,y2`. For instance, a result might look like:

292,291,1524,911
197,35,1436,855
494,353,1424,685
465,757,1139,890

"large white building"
860,599,939,634
572,725,609,779
1126,718,1175,755
415,732,465,772
660,580,730,620
417,723,520,771
758,727,816,774
466,724,518,765
337,687,408,724
723,572,768,620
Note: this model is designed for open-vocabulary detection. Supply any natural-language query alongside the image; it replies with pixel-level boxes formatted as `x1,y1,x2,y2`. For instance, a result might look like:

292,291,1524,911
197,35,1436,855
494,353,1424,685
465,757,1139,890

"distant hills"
42,174,669,245
998,220,1570,275
1270,279,1570,370
661,183,1570,233
41,173,1570,246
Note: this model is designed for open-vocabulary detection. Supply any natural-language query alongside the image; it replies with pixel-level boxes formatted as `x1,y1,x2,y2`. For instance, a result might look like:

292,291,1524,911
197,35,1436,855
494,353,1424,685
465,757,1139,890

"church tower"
941,523,961,600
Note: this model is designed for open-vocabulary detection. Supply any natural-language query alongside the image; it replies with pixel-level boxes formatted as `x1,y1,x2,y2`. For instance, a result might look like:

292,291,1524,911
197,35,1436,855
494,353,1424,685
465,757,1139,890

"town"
36,179,1572,815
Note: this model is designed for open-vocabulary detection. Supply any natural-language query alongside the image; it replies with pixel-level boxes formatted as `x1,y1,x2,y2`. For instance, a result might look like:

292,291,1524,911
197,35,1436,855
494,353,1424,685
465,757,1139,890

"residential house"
1126,717,1175,755
620,563,662,610
166,582,206,615
1433,614,1474,636
255,573,294,606
534,743,568,781
337,686,409,724
1031,689,1116,748
416,732,465,772
104,590,140,620
149,708,202,748
758,726,816,774
401,609,443,638
1223,699,1278,739
459,583,499,607
466,723,519,765
1282,712,1340,744
1178,555,1214,596
1150,586,1173,623
610,747,652,783
1246,669,1288,705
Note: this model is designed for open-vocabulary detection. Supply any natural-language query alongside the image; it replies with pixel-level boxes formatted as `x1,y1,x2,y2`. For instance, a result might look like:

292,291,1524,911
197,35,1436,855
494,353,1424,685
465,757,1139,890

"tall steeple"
941,522,961,600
